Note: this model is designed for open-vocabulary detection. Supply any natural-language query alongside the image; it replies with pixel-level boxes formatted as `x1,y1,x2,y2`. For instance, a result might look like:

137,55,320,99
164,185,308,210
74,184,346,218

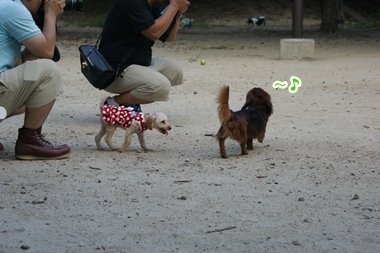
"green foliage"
79,0,113,14
355,7,380,28
355,19,380,29
194,20,211,29
61,0,111,27
192,20,227,29
62,13,106,27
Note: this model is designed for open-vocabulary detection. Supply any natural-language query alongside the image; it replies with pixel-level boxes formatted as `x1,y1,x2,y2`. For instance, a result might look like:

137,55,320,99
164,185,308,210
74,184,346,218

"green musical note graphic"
288,76,302,93
273,76,302,93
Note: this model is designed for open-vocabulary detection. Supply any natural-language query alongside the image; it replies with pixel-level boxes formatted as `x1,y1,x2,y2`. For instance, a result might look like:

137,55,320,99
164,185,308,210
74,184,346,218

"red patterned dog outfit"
102,105,147,133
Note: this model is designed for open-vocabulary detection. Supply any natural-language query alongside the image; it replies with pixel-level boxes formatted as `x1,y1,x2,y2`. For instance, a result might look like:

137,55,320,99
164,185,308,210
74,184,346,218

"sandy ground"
1,20,380,253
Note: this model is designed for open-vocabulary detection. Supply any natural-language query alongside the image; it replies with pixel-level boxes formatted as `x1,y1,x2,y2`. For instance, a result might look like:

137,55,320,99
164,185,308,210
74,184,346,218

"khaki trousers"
104,58,183,101
0,59,63,118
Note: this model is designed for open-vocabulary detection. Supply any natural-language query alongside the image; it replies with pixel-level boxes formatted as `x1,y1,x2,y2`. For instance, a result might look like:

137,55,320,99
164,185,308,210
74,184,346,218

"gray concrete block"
280,38,315,59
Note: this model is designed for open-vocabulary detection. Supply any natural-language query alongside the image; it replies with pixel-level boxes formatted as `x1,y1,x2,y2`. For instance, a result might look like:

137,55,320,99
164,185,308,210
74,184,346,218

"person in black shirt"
99,0,190,111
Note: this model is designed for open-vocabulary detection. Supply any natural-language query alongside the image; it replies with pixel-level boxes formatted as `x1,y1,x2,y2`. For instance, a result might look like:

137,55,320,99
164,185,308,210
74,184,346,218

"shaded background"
63,0,380,31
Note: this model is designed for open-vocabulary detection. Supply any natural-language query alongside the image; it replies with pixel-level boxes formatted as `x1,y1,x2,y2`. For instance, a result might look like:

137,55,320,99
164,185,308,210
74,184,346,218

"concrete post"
292,0,303,38
279,0,315,59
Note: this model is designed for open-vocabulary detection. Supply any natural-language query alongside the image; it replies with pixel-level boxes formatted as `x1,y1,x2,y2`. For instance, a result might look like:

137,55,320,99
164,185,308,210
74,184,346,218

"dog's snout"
168,126,172,131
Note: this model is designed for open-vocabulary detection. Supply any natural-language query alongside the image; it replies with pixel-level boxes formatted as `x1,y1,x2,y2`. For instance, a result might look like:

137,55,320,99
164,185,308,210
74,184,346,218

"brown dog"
215,86,273,158
95,99,171,152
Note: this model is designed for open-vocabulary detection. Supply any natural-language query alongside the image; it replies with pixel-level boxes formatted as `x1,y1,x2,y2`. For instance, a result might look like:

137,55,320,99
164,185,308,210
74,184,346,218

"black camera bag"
79,45,115,90
79,35,143,90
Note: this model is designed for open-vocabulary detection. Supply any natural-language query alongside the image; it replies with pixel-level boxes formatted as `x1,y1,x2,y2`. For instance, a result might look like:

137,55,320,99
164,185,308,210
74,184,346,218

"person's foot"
0,142,3,152
124,104,142,112
104,97,142,112
15,127,70,160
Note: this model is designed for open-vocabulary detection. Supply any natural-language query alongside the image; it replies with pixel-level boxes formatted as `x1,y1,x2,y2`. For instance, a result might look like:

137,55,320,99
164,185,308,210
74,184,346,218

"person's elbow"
38,49,54,59
28,49,54,60
22,35,55,59
166,37,175,42
142,26,172,41
141,30,161,41
150,34,162,41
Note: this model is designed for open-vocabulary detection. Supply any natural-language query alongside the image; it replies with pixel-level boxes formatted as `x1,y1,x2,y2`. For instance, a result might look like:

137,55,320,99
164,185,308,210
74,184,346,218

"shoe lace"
37,133,54,146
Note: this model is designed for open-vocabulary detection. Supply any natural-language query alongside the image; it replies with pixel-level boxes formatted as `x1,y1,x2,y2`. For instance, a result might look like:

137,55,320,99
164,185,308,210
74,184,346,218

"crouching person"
0,0,70,160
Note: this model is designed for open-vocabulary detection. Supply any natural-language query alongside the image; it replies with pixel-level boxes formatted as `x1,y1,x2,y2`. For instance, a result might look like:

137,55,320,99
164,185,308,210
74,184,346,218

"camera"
64,0,84,12
34,0,84,62
35,0,84,28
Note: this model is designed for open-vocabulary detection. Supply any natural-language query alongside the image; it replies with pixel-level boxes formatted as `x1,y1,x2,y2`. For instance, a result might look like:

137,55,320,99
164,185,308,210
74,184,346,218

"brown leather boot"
15,127,70,160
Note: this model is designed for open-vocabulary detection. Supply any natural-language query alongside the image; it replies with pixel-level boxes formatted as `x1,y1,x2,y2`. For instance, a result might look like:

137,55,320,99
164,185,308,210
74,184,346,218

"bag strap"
95,35,102,48
96,33,144,78
115,35,144,77
120,35,143,64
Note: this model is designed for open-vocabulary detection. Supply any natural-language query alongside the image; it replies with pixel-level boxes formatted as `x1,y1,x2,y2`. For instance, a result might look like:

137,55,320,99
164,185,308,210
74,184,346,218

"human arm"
141,0,190,41
21,0,65,61
165,2,190,42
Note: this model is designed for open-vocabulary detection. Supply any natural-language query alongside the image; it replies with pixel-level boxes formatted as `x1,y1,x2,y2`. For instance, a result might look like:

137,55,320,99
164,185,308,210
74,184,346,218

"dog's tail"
217,86,232,124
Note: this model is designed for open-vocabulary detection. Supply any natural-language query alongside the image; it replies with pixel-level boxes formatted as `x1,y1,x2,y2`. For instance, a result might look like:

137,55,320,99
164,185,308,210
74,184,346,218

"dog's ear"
145,115,154,130
262,93,273,116
241,98,254,110
265,101,273,116
242,90,255,110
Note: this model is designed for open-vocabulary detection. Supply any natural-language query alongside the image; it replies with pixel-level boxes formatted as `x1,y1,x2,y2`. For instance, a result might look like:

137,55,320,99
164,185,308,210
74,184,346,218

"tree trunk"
319,0,339,33
337,0,345,24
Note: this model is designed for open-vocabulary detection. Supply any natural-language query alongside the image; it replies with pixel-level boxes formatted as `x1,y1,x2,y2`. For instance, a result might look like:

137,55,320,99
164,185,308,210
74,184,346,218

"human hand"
178,1,190,15
44,0,65,17
170,0,189,12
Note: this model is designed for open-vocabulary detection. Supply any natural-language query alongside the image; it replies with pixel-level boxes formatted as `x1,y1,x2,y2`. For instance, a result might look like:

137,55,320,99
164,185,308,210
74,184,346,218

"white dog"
246,16,266,30
95,99,171,152
180,18,194,32
180,18,194,28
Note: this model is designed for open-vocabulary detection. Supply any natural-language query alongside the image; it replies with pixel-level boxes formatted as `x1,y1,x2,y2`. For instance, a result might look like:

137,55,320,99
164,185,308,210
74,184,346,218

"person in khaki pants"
98,0,190,111
0,0,70,160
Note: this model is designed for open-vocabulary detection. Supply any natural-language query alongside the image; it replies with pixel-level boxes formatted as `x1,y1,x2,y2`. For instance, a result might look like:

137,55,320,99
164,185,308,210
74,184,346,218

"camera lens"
64,0,84,12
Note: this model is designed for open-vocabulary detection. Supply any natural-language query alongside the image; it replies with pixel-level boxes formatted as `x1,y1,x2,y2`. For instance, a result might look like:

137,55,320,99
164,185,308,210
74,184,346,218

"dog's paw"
220,153,229,159
107,145,119,151
95,142,104,150
247,144,254,150
118,145,128,153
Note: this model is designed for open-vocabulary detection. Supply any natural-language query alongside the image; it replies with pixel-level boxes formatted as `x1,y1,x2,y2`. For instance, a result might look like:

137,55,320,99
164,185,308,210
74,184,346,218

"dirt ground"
1,13,380,253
